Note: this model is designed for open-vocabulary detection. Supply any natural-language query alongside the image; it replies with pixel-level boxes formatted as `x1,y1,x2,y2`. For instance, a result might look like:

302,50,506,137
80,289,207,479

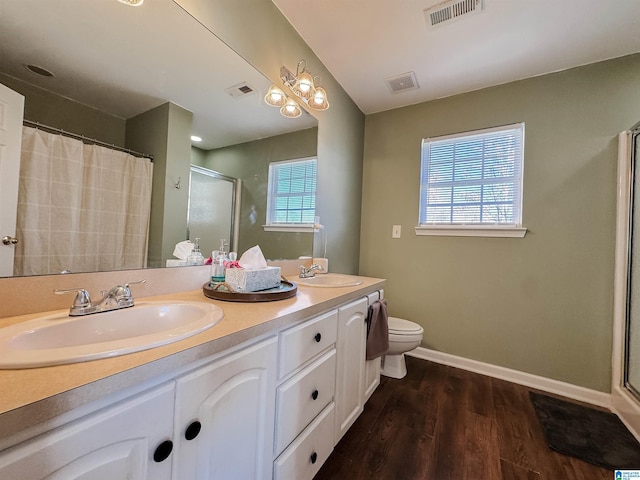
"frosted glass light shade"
264,85,287,107
280,98,302,118
292,70,315,99
309,86,329,111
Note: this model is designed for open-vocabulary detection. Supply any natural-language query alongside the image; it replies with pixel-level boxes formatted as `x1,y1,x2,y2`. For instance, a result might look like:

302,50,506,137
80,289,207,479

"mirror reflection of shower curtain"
626,128,640,398
14,127,153,276
187,165,240,257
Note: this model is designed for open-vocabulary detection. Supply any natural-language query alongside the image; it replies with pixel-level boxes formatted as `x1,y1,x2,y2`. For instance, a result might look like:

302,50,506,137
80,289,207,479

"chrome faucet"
55,280,146,316
299,264,325,278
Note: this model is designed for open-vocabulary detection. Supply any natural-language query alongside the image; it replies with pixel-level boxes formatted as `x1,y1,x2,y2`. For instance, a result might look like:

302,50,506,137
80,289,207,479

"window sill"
414,225,527,238
263,224,318,233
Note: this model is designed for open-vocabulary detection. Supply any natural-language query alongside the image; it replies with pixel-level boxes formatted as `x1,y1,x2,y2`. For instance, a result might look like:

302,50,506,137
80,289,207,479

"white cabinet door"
0,383,175,480
335,297,367,442
173,337,278,480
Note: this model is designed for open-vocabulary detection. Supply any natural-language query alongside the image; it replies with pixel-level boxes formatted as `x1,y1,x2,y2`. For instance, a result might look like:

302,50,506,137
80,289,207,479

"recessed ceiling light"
117,0,144,6
191,136,202,142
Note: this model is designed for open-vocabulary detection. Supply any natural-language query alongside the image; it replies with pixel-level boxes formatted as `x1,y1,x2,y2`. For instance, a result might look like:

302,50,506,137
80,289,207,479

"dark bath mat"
529,391,640,470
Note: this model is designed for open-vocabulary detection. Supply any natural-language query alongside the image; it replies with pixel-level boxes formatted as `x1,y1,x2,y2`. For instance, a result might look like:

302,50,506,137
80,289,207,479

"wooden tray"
202,280,297,302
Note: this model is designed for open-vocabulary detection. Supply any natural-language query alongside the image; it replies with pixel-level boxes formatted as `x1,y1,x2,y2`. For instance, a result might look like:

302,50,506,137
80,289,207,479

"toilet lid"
387,317,423,334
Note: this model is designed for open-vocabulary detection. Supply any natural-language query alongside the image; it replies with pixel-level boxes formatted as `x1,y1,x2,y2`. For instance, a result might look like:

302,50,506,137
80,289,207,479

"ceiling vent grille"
385,72,419,94
424,0,483,28
224,82,256,99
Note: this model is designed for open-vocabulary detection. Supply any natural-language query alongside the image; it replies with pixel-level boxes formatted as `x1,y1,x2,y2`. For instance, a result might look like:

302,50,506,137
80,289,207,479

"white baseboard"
407,347,611,408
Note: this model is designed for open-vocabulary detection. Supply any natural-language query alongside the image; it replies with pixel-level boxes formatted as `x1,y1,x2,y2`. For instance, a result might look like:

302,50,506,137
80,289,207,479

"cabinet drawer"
275,348,336,455
274,402,335,480
279,310,337,378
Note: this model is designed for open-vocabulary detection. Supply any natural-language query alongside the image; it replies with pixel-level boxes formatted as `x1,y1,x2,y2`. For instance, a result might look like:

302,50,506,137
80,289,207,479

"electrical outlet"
392,225,401,238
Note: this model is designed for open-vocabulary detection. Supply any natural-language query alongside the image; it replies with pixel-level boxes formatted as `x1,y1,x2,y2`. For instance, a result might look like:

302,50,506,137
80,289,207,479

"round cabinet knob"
314,333,322,343
2,236,18,246
311,389,319,400
310,451,318,464
153,440,173,462
185,420,202,441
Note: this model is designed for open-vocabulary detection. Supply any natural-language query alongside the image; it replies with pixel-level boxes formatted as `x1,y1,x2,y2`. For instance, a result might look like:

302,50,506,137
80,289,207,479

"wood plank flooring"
314,356,612,480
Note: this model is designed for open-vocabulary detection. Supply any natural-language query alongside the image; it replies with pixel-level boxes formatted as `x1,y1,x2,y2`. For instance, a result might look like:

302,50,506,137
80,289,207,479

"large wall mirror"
0,0,318,278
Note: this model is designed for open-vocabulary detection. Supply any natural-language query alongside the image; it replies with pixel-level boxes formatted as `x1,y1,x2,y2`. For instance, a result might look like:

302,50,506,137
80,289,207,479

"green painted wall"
126,102,193,268
194,127,318,260
175,0,365,273
0,72,125,146
360,54,640,392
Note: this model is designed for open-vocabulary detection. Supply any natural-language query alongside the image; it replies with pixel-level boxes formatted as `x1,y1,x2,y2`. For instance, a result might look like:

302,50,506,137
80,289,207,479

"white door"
335,297,368,442
0,83,24,276
0,383,175,480
173,337,277,480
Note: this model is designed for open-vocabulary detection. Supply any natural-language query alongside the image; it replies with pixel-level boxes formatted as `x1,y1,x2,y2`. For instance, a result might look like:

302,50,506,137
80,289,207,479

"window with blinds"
267,157,317,225
419,123,524,227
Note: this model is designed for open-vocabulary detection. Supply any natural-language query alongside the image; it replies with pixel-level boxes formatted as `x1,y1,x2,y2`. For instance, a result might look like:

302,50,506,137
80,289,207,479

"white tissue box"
225,266,281,292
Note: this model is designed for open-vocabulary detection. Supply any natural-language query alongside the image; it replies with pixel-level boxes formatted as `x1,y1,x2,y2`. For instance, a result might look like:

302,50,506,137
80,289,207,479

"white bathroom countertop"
0,274,384,440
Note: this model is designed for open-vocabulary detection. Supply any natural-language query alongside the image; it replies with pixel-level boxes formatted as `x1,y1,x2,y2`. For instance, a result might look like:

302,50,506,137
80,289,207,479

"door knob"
2,236,18,245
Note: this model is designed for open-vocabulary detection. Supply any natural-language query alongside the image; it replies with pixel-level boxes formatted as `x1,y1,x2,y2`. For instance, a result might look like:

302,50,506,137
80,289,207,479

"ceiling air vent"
224,82,256,99
424,0,483,28
385,72,420,94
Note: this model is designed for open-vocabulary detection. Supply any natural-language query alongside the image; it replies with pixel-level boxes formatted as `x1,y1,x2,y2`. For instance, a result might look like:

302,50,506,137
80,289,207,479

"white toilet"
381,317,424,379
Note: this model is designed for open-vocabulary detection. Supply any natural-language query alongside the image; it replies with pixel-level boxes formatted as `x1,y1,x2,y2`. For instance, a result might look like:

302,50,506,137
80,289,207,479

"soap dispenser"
186,238,205,266
210,239,229,283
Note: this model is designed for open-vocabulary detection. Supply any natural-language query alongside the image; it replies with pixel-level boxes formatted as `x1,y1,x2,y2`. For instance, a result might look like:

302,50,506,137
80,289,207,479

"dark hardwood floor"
315,356,612,480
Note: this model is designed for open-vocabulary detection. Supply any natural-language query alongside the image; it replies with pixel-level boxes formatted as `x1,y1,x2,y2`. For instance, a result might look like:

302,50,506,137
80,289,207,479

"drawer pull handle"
153,440,173,462
185,420,202,441
311,389,319,400
314,333,322,343
310,451,318,464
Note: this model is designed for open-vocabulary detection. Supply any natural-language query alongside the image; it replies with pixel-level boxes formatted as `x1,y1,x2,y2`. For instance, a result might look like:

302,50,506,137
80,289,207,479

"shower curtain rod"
23,120,154,161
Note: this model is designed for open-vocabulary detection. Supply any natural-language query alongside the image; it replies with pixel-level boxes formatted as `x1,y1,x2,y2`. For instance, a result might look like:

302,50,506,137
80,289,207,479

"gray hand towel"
366,299,389,360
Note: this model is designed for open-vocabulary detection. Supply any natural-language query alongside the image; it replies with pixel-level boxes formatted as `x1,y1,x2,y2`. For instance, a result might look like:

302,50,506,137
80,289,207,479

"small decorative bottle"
186,238,205,266
210,239,230,283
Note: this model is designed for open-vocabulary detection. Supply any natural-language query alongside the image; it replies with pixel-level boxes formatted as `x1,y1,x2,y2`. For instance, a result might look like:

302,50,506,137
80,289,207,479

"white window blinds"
267,157,317,224
419,123,524,226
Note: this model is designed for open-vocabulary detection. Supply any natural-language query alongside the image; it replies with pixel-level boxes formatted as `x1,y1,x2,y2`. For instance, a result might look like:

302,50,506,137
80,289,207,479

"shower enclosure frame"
612,125,640,441
186,165,241,255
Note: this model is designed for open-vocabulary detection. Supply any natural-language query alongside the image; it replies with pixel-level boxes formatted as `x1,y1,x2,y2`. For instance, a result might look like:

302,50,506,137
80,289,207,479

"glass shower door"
187,165,240,258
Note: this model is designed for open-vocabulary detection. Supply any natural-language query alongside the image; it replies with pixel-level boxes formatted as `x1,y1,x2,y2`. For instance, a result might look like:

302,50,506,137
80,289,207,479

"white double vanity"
0,274,385,479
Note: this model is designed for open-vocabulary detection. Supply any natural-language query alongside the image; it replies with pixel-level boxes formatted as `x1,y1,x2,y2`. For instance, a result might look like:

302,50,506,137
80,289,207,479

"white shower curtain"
14,126,153,276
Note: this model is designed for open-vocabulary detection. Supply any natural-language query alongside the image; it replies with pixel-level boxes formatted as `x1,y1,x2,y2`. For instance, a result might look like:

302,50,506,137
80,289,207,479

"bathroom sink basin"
296,273,363,288
0,301,223,369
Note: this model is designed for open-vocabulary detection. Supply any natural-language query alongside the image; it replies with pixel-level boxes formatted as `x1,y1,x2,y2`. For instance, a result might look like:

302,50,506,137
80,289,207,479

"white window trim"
414,224,527,238
418,122,526,237
264,156,317,231
263,224,319,233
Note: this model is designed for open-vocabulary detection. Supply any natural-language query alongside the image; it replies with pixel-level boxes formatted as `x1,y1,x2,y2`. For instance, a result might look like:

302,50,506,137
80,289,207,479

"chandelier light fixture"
264,59,330,118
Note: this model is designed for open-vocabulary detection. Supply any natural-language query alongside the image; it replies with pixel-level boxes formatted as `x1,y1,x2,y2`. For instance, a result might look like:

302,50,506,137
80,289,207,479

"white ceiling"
0,0,317,151
272,0,640,114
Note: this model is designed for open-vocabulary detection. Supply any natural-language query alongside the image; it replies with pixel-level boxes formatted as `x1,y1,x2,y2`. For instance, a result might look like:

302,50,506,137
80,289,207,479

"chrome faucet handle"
299,264,324,278
54,288,92,314
107,280,146,307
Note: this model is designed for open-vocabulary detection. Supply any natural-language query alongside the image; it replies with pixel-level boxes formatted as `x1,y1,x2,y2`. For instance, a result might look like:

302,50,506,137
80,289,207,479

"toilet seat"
388,316,424,335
